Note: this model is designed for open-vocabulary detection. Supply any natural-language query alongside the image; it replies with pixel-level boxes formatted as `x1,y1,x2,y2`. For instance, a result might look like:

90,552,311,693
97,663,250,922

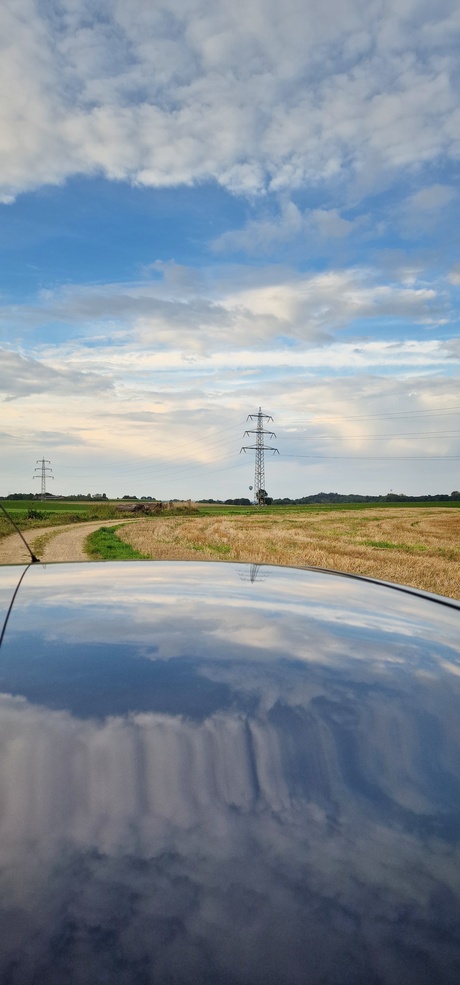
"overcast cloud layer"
1,0,459,498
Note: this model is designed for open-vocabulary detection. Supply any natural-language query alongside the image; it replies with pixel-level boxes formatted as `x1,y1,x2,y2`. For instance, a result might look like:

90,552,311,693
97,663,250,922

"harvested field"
118,507,460,599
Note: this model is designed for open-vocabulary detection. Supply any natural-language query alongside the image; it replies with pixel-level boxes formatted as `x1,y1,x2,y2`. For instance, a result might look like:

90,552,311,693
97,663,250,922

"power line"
283,429,460,440
55,450,243,481
279,406,460,424
55,422,246,476
281,454,460,460
2,457,249,498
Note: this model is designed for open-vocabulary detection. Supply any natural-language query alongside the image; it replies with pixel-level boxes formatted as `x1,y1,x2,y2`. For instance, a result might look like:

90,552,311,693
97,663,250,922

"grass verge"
85,525,149,560
0,504,120,541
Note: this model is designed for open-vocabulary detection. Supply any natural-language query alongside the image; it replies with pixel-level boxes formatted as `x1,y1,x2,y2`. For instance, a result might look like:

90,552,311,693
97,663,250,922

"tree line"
4,491,460,504
200,491,460,505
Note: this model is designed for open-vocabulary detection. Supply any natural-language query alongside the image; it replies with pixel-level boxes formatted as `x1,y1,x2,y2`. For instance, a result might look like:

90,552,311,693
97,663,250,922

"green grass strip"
86,525,148,560
361,539,428,552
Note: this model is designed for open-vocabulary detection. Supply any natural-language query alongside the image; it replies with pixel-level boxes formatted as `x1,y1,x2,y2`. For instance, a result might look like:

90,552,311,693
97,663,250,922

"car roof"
0,559,459,983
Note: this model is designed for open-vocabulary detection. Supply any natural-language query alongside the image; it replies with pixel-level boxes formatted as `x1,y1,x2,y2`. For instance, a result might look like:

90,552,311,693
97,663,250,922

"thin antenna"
0,565,31,649
241,407,279,505
33,458,54,500
0,503,40,563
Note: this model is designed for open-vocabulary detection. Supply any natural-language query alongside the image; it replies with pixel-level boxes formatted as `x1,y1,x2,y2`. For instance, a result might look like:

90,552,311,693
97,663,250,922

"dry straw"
119,507,460,600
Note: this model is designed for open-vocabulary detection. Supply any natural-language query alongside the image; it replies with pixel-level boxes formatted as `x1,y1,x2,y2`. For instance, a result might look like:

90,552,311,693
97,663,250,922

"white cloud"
0,348,113,400
37,341,458,390
220,268,446,337
212,201,361,254
397,183,457,238
441,337,460,358
311,208,357,239
409,184,456,211
213,201,304,253
0,0,459,201
0,263,447,358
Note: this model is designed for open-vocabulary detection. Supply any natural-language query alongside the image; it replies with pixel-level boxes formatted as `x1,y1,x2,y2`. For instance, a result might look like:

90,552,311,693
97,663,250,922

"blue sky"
1,0,459,499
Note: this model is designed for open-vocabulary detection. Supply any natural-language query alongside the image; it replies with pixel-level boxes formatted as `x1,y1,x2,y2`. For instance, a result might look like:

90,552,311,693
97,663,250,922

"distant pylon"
241,407,279,505
33,458,54,500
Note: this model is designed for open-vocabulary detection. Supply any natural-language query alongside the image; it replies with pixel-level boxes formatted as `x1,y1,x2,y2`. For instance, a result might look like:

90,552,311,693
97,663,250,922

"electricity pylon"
33,459,54,500
241,408,279,505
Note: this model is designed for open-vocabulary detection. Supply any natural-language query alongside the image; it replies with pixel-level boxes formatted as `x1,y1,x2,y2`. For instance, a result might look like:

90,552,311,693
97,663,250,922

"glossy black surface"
0,560,460,984
0,564,28,640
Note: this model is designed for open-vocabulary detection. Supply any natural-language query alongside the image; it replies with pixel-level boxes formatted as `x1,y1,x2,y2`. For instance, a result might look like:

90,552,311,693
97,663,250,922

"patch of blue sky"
338,319,454,342
0,178,248,298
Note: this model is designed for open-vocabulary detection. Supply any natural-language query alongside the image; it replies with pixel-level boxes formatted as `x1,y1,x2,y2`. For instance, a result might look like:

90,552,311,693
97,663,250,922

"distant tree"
5,493,35,500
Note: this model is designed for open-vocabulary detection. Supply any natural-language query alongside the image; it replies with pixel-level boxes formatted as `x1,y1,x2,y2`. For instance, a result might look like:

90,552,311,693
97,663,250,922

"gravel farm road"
0,519,136,565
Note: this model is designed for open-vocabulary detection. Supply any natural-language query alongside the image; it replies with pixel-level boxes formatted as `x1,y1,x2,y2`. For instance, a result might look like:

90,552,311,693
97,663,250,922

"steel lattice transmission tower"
241,408,279,505
33,458,54,500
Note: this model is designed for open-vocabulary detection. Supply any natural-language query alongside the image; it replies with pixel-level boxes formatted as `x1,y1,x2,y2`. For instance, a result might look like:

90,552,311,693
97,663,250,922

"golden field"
118,507,460,599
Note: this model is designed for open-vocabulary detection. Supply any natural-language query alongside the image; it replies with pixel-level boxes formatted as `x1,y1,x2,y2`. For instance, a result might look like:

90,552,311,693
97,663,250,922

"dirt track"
0,520,134,565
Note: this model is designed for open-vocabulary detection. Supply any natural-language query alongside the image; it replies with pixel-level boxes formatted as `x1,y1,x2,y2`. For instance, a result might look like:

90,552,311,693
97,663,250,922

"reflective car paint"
0,560,459,984
0,564,28,647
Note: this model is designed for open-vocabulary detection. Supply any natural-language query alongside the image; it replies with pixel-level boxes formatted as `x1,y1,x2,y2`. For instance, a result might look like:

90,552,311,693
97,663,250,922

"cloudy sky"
1,0,459,499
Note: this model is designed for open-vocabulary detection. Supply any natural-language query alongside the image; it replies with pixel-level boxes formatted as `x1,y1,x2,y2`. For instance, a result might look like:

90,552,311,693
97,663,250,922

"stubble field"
118,507,460,599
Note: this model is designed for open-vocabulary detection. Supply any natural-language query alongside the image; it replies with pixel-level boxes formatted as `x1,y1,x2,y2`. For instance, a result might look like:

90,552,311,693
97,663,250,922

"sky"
1,0,459,500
